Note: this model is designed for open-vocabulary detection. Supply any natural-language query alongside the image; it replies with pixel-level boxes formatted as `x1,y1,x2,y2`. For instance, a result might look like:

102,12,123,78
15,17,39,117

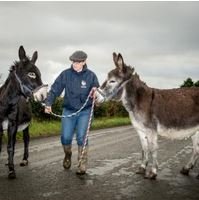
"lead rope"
42,92,91,118
51,95,91,118
78,91,96,168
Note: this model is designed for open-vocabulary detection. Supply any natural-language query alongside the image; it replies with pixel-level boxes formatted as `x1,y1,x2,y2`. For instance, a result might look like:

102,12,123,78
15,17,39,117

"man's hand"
89,87,97,98
44,106,52,114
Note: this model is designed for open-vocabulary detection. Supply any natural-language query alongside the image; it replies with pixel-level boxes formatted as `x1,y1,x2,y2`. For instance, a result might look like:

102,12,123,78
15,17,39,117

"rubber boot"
63,145,72,169
76,146,88,175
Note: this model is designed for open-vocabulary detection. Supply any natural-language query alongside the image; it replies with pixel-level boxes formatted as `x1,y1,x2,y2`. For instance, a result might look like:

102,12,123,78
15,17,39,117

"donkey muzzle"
33,84,48,102
95,88,106,103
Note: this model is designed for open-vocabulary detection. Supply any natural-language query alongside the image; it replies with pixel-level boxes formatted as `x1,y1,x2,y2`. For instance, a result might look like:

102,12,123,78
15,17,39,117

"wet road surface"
0,126,199,200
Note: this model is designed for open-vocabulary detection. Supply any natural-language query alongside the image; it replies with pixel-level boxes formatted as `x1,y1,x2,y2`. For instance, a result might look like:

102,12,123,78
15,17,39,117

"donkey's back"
151,87,199,139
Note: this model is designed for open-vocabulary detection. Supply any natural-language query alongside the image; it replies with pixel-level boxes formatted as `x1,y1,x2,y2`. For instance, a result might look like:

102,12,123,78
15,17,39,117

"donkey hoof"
144,171,157,180
180,167,189,176
8,170,16,179
20,160,28,167
76,170,86,176
136,167,146,175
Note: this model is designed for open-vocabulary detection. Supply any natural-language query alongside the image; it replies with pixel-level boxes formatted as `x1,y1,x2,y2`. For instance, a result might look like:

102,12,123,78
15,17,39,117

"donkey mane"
10,56,31,71
122,62,147,88
0,56,32,90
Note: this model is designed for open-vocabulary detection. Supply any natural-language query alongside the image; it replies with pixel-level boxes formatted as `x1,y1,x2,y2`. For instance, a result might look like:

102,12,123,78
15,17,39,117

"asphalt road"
0,126,199,200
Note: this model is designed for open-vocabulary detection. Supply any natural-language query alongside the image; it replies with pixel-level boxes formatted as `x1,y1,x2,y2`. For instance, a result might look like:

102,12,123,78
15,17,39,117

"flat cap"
69,50,87,62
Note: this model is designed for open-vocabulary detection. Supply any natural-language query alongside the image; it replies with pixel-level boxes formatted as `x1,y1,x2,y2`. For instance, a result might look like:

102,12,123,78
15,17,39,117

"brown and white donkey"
96,52,199,180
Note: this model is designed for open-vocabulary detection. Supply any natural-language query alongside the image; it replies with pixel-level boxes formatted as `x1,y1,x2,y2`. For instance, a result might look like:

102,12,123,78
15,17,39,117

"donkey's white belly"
157,123,199,140
130,115,198,140
3,119,30,132
128,111,199,140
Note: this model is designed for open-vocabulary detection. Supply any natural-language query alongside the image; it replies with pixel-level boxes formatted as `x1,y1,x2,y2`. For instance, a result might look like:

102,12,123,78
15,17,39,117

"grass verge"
11,117,131,140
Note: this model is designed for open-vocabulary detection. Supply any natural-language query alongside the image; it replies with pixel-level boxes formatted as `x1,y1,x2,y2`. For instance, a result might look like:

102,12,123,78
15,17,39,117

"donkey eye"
28,72,36,79
109,80,116,83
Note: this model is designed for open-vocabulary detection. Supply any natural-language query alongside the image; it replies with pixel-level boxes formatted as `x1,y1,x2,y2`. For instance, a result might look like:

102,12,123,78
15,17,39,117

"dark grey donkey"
96,52,199,180
0,46,48,179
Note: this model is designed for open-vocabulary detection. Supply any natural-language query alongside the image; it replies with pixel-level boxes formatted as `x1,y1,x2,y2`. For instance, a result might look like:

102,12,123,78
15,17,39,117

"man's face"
72,61,86,72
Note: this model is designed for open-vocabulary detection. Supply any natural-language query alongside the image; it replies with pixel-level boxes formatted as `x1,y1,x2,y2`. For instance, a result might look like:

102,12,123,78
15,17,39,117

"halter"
13,70,47,99
13,71,33,98
98,77,132,101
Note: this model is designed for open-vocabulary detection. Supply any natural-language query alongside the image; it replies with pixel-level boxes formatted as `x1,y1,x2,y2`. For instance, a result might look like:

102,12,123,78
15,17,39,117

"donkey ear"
113,52,118,67
117,53,125,72
19,46,26,60
31,51,38,64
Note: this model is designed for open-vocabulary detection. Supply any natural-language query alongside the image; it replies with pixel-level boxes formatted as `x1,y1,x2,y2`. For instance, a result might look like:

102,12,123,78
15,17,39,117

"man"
45,50,99,175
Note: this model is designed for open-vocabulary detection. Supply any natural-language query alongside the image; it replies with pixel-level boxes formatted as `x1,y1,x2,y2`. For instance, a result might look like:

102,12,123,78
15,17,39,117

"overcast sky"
0,1,199,89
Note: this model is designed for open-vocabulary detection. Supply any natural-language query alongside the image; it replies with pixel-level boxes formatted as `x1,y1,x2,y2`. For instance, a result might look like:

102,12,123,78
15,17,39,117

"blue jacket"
45,65,99,111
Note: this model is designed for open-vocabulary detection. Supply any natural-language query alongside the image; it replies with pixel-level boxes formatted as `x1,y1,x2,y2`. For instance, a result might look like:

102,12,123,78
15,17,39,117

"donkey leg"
181,131,199,177
20,126,29,166
146,132,158,180
136,130,149,175
7,121,17,179
0,124,3,154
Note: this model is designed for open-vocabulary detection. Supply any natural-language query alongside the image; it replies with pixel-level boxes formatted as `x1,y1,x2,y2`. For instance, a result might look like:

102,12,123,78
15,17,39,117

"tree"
194,80,199,87
180,78,194,88
180,78,199,88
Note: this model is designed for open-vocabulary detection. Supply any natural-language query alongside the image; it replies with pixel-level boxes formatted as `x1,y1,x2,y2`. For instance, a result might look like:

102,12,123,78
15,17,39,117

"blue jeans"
61,108,91,146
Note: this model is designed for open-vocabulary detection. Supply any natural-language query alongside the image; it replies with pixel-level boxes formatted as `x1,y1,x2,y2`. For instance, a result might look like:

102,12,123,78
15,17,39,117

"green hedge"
31,97,128,121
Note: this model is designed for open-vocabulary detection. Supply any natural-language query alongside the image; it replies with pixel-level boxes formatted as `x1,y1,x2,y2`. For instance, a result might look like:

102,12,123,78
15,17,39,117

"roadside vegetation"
13,99,131,140
14,116,131,140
